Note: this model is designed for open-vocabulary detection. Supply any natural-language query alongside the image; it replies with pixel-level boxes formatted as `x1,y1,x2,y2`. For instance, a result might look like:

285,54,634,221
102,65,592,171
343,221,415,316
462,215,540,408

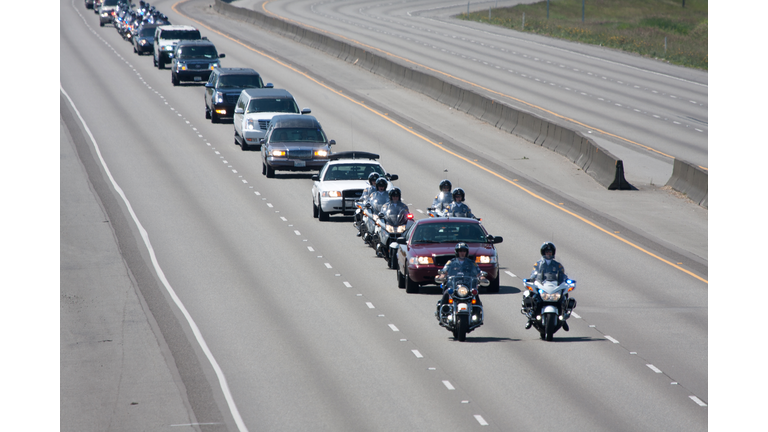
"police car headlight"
162,45,173,51
176,62,187,71
475,255,497,264
412,256,433,265
322,191,341,198
214,92,224,103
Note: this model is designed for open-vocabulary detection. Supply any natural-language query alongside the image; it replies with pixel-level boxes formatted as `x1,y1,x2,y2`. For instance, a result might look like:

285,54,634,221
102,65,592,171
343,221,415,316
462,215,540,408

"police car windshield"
411,223,487,244
322,164,386,181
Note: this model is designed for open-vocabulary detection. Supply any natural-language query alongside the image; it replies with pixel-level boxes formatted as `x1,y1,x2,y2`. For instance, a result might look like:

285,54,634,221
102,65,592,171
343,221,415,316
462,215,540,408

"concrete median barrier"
665,159,708,208
213,0,634,190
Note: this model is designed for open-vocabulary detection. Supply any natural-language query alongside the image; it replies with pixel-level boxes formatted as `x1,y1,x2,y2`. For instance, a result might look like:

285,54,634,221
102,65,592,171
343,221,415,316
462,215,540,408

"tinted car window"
139,27,155,37
322,164,386,181
103,0,119,5
177,45,218,59
270,128,326,143
411,223,487,244
247,98,299,114
219,75,263,88
162,30,201,40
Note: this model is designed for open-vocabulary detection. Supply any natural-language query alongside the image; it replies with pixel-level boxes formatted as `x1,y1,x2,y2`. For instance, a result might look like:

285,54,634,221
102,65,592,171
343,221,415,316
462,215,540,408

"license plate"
294,160,306,167
457,303,468,312
194,76,202,81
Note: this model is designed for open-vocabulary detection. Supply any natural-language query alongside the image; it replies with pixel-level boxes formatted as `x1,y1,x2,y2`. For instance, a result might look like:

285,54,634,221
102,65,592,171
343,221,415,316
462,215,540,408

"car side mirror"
235,107,244,114
265,83,274,88
205,82,213,88
301,108,312,114
219,53,226,58
388,174,399,181
491,236,503,244
259,138,265,144
396,237,407,244
311,174,319,181
329,139,336,146
202,36,209,40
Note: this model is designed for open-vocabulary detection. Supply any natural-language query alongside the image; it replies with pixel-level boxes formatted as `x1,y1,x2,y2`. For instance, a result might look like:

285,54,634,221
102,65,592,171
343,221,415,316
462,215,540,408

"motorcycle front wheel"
543,314,556,341
456,315,468,341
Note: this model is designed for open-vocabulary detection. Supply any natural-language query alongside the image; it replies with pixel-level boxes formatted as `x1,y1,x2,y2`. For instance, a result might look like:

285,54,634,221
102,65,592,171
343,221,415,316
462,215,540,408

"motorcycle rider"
436,243,486,318
431,179,453,216
376,188,409,257
447,188,476,219
363,177,390,243
523,242,568,329
355,172,380,236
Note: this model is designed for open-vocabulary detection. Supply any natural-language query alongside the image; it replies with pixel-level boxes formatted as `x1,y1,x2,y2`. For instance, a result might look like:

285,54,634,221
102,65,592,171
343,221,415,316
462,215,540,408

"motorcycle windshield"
384,208,409,226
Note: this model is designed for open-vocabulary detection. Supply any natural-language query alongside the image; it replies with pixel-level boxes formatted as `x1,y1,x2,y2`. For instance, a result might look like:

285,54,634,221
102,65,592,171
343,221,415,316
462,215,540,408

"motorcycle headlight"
540,292,561,302
385,225,395,233
321,191,341,198
456,285,470,297
396,225,406,233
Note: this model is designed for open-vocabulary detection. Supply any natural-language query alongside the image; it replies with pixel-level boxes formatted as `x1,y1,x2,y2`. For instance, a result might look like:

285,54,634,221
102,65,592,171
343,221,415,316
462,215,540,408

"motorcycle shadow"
458,336,520,343
544,336,603,343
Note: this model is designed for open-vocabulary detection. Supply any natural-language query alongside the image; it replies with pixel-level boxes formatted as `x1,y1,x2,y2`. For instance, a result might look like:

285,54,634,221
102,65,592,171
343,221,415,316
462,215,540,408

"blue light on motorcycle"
566,279,573,284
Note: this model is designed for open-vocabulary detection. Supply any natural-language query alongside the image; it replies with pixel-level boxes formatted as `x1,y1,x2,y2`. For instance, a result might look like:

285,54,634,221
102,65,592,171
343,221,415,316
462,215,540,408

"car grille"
258,120,270,130
287,149,313,159
225,94,239,104
190,63,207,70
342,189,363,199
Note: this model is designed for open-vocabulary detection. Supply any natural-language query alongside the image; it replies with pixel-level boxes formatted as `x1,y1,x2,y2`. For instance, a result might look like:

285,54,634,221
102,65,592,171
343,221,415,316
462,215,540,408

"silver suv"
153,25,202,69
233,89,310,151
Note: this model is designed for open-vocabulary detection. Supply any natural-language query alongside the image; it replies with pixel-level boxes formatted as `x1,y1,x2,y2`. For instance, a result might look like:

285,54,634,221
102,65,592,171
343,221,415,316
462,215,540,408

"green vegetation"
459,0,707,70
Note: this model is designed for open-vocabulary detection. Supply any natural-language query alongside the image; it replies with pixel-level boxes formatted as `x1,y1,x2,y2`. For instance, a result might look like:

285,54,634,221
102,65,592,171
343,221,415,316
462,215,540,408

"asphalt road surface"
59,0,708,430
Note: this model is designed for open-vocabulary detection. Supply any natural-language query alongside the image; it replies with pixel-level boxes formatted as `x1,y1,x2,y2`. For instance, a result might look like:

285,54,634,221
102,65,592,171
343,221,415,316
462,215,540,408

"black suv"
170,40,225,86
204,68,273,123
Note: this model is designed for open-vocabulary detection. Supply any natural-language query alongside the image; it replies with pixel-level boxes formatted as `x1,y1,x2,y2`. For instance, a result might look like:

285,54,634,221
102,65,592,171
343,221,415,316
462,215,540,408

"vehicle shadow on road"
461,337,520,343
273,173,316,180
545,336,604,343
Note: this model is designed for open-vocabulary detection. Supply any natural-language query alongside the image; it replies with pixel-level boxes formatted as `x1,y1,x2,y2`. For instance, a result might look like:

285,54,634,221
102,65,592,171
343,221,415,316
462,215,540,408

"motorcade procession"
89,0,580,343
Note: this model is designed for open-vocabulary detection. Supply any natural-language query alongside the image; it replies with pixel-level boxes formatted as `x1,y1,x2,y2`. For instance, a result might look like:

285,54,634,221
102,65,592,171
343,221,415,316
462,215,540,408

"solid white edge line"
60,86,249,432
689,396,707,407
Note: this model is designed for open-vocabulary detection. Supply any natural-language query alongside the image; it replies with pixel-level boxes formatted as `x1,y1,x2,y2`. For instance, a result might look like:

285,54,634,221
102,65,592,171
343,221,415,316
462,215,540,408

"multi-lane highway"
60,0,708,430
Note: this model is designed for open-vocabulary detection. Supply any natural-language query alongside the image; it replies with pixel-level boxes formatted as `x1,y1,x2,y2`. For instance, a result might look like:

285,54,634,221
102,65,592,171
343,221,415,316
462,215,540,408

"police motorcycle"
434,270,488,341
361,179,391,247
521,276,577,341
427,179,453,217
376,206,414,269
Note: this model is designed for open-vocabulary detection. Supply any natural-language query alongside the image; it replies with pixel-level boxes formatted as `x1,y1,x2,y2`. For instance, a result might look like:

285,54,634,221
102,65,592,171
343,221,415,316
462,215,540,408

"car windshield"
322,164,386,181
177,45,218,59
162,30,201,40
247,98,299,114
219,75,263,88
139,27,155,37
270,128,326,143
103,0,118,5
410,223,487,244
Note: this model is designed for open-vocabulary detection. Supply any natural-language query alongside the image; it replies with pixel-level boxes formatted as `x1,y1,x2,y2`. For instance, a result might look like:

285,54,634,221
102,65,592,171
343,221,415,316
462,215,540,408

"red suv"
394,217,503,293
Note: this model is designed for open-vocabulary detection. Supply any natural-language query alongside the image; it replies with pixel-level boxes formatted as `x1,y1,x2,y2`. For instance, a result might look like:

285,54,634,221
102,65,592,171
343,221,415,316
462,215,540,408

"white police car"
311,152,398,221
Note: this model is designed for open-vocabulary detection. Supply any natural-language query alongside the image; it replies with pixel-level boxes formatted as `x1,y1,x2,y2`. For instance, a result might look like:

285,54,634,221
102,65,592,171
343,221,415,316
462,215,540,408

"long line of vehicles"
89,1,577,342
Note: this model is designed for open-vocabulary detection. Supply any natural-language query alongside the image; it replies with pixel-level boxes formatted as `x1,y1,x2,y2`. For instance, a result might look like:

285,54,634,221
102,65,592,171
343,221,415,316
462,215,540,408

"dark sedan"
133,24,158,55
395,217,503,293
204,68,272,123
